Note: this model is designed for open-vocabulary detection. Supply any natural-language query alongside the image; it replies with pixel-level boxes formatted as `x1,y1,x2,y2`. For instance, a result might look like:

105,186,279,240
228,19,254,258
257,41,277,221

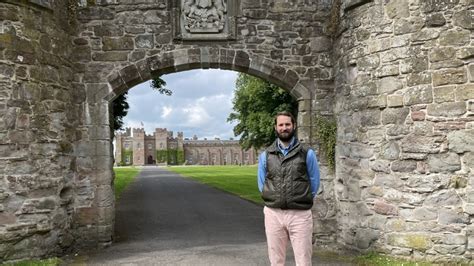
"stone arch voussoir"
103,48,311,104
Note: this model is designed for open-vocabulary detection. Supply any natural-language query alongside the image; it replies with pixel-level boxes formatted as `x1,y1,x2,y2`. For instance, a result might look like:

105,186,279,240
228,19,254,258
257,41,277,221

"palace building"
114,127,257,166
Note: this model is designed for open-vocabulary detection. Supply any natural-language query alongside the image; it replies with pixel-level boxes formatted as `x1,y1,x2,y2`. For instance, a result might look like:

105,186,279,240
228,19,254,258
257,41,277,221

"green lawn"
114,167,141,200
167,165,263,204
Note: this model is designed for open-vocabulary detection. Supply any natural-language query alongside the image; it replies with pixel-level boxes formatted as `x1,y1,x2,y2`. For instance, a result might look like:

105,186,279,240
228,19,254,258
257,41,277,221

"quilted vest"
261,139,313,210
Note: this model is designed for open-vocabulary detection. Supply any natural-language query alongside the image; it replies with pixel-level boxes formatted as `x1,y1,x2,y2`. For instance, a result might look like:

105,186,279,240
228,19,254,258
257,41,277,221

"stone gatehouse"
0,0,473,263
115,127,257,166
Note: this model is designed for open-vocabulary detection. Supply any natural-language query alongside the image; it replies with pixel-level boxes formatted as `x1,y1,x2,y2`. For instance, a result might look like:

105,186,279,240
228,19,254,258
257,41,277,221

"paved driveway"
74,167,351,265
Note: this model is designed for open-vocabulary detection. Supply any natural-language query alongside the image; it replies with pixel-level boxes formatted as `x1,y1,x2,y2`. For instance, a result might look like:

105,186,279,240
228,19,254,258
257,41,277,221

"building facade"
115,127,257,166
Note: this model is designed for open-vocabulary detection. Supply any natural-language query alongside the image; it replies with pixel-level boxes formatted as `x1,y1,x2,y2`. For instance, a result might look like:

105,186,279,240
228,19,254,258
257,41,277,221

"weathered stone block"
382,107,409,125
78,7,115,21
411,28,439,42
380,47,410,62
427,102,466,117
119,65,141,87
425,13,446,27
374,174,404,189
380,141,400,160
412,207,438,221
456,84,474,101
387,233,432,251
102,37,134,51
433,86,455,103
374,200,398,216
411,110,426,121
457,47,474,60
428,153,461,173
386,219,406,232
438,208,469,224
404,85,433,105
357,55,380,71
448,130,474,153
439,29,471,46
93,25,124,37
92,51,128,62
431,59,465,70
385,0,409,18
433,68,467,86
407,72,431,86
453,10,473,30
462,152,474,170
421,0,460,12
135,35,154,49
355,228,379,249
430,47,456,62
394,18,423,35
376,64,399,77
391,160,417,172
441,234,467,245
370,160,391,173
401,135,441,153
74,207,98,225
377,77,403,94
433,245,465,255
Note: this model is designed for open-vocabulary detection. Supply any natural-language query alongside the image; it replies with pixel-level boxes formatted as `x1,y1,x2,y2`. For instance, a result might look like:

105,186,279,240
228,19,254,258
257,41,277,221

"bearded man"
257,111,320,266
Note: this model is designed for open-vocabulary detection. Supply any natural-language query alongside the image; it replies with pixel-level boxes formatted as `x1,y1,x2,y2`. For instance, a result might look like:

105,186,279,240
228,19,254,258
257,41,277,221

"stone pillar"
0,0,84,261
334,0,473,261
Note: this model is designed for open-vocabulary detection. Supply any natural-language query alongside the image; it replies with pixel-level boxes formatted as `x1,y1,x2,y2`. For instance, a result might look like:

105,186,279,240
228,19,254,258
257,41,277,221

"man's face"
275,115,295,142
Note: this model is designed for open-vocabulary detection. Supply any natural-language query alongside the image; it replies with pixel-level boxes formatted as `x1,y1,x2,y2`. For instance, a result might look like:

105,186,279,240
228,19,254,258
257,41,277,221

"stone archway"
3,0,472,263
83,50,315,245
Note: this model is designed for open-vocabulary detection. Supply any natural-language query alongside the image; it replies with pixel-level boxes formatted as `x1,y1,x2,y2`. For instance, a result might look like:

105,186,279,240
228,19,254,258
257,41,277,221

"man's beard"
276,128,295,142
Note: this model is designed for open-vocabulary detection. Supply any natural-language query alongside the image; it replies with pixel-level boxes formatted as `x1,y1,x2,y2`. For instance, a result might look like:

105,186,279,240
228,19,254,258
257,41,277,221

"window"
148,143,152,150
136,143,141,149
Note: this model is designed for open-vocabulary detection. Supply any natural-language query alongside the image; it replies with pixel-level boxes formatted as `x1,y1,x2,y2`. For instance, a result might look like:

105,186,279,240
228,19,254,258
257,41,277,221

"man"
258,111,320,266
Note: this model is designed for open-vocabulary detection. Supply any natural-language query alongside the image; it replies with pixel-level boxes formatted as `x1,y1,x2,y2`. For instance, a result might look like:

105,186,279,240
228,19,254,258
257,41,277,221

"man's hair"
274,111,296,125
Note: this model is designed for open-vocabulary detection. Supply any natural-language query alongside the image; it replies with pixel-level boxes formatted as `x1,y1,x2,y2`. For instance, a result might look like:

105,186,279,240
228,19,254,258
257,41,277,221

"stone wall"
334,0,473,261
0,0,86,261
1,0,472,263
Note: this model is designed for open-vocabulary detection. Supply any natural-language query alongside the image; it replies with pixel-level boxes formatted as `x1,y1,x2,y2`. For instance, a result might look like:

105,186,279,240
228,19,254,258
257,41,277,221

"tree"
111,76,169,131
227,73,298,150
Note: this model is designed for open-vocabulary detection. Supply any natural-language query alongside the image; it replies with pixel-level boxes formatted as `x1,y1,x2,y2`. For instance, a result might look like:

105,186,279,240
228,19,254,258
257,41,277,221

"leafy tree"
112,76,169,131
228,73,298,150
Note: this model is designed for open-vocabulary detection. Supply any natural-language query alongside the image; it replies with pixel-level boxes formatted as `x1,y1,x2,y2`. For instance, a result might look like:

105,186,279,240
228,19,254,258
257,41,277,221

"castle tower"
177,131,184,151
132,128,145,166
154,128,168,164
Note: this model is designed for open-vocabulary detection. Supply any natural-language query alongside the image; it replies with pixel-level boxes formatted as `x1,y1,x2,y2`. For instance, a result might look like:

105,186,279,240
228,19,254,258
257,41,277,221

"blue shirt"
257,138,320,198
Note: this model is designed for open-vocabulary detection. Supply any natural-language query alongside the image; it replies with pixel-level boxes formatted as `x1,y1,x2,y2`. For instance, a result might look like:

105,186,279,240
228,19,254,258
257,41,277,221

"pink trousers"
263,206,313,266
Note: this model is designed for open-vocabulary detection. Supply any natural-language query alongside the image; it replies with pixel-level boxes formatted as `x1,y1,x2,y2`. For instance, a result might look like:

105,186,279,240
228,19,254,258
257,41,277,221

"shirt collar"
277,137,295,151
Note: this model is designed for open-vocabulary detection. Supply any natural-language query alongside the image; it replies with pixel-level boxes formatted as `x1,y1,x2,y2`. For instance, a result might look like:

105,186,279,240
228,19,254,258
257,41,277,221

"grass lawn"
167,165,263,204
114,167,141,200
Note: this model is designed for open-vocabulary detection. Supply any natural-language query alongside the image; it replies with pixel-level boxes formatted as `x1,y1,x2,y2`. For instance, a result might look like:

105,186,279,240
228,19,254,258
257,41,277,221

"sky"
122,69,240,140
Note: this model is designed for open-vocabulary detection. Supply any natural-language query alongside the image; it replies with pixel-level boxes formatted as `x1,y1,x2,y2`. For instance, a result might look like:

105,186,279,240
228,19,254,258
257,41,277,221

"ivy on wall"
314,116,337,172
156,149,185,165
121,150,133,166
177,150,185,165
156,150,168,163
167,149,177,164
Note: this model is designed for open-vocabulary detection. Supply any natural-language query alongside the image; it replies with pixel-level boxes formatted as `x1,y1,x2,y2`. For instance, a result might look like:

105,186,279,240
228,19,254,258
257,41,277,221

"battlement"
155,128,168,133
133,128,145,134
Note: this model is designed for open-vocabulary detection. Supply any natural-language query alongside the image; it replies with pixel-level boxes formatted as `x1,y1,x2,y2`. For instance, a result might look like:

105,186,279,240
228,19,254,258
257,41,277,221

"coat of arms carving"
174,0,236,41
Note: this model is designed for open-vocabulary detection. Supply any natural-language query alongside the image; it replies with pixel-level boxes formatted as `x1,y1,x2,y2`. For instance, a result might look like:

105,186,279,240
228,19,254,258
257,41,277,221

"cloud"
161,106,172,118
122,69,239,140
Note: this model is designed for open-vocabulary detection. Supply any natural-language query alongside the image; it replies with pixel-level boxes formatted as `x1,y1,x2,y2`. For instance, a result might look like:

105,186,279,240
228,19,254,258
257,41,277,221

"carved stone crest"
174,0,236,41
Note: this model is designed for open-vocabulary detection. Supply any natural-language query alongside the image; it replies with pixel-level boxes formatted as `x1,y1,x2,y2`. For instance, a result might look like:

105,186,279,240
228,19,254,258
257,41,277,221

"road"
75,167,351,265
